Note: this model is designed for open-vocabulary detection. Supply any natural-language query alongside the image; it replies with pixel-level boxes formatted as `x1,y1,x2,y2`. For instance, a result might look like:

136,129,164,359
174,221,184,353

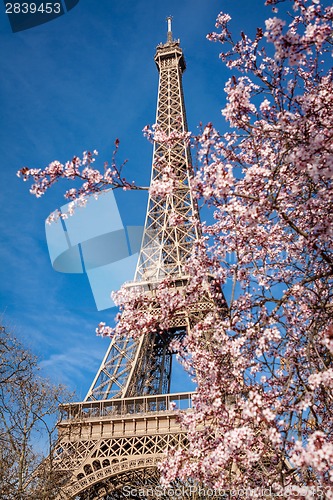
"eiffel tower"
53,18,222,500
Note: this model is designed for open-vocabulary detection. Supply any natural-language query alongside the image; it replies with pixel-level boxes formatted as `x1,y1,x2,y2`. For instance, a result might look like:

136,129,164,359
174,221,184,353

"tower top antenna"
166,16,173,42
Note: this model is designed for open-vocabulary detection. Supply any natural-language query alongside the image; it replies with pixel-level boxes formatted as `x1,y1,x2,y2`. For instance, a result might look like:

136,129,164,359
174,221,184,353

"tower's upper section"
133,18,201,283
154,17,186,75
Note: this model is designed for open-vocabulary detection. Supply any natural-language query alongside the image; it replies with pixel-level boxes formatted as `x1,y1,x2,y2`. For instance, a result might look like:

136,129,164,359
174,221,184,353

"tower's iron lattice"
52,20,223,500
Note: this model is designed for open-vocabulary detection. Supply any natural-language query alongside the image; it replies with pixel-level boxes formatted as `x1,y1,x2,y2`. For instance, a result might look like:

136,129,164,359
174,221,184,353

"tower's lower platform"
53,392,193,499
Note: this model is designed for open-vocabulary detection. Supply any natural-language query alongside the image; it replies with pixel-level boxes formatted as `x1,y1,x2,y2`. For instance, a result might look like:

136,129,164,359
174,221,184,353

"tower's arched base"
70,466,161,500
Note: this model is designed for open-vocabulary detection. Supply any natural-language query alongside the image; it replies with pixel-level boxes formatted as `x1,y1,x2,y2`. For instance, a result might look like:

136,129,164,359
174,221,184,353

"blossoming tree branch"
18,143,148,223
18,0,333,495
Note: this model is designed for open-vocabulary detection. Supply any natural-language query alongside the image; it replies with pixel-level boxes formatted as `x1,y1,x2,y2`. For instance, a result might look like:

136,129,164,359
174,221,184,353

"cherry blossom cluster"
291,432,333,485
149,164,177,198
143,124,191,148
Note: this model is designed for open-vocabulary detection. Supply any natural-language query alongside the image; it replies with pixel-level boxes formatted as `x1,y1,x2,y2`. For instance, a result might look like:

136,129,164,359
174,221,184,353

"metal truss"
86,24,205,402
135,39,200,282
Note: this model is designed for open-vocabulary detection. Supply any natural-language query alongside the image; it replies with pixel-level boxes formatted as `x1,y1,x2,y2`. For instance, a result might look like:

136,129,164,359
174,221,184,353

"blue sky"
0,0,272,399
